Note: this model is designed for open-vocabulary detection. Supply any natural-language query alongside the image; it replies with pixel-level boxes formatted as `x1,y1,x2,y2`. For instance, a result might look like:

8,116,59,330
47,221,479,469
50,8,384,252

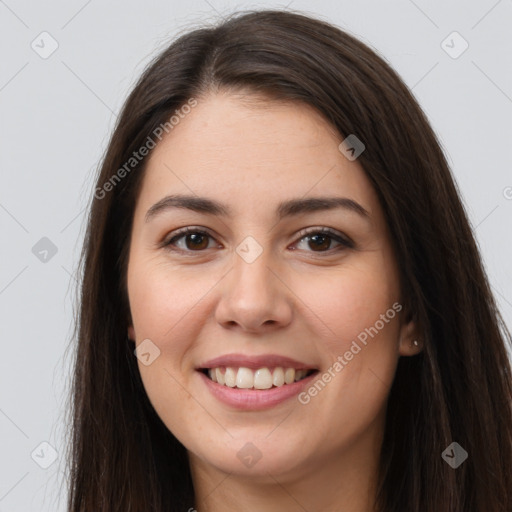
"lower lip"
198,370,318,410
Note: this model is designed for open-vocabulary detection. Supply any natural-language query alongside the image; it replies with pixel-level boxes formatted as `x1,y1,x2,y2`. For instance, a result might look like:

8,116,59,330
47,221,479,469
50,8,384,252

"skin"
126,90,421,512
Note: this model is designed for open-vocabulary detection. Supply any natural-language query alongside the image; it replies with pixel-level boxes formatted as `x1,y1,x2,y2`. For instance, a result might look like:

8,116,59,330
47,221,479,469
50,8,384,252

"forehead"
136,92,379,221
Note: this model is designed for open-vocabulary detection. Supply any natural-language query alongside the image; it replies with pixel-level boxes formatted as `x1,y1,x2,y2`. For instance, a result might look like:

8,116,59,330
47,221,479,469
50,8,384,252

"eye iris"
186,233,209,250
308,233,331,251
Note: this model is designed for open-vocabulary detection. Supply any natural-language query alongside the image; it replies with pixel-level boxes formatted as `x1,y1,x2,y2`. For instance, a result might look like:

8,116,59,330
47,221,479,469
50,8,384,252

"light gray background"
1,0,511,510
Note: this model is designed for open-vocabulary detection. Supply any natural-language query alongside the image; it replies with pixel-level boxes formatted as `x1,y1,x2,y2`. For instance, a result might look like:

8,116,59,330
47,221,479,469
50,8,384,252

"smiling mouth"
199,366,318,390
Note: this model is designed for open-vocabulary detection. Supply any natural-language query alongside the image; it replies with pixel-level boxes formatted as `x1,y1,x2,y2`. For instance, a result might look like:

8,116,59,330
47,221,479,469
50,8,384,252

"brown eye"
182,232,210,250
306,233,333,251
294,228,353,253
164,228,216,252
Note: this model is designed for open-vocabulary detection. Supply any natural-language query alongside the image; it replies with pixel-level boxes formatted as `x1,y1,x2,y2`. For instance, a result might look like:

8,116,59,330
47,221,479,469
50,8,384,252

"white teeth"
205,366,312,389
284,368,295,385
215,367,225,385
224,367,237,387
272,367,285,387
236,367,254,389
254,368,273,389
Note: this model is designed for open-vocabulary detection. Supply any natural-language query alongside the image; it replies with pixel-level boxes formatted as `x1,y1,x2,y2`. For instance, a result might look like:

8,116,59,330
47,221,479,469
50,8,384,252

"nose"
215,246,293,333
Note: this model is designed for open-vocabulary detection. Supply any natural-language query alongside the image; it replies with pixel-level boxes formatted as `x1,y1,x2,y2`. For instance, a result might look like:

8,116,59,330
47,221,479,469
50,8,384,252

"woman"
66,9,512,512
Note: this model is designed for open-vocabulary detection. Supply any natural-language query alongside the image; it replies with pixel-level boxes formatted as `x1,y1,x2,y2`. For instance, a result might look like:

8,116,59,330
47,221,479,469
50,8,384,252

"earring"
410,339,420,348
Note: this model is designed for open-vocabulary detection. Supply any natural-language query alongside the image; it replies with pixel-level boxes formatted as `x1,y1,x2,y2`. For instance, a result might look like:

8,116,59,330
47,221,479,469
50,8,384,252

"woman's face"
126,91,420,481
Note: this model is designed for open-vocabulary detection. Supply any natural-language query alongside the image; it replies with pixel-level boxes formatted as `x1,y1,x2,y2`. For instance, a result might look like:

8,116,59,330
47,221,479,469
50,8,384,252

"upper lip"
198,353,318,371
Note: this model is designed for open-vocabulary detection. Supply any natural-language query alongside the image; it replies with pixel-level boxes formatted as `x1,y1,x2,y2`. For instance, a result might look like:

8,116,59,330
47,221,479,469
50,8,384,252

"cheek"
295,269,400,430
127,261,215,435
294,262,400,350
292,260,401,415
129,261,205,339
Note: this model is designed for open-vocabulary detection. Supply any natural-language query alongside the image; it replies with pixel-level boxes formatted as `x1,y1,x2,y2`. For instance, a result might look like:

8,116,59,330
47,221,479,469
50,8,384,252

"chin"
191,436,311,480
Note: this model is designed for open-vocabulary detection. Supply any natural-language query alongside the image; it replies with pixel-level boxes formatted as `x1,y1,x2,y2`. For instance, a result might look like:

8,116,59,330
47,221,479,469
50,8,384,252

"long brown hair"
66,9,512,511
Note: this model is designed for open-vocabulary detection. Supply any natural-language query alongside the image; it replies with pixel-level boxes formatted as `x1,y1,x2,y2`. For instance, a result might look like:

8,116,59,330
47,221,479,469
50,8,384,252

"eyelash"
161,226,354,255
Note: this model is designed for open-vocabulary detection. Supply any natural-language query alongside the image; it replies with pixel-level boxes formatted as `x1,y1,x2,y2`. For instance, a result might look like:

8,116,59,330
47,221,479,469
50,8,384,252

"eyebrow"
145,194,370,223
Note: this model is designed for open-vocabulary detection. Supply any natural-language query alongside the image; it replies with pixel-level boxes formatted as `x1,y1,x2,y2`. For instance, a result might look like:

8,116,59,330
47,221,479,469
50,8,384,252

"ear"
398,307,423,356
127,325,136,342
